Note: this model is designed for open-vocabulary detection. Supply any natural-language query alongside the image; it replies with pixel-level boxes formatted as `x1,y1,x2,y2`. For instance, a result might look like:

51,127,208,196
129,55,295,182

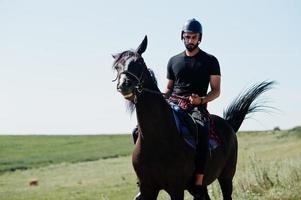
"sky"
0,0,300,134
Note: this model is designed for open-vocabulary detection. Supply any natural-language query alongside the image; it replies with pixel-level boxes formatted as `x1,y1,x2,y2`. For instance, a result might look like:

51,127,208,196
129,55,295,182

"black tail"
223,80,275,133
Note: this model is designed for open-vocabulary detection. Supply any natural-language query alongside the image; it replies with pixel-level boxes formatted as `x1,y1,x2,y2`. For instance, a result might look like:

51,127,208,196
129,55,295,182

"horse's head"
112,36,149,101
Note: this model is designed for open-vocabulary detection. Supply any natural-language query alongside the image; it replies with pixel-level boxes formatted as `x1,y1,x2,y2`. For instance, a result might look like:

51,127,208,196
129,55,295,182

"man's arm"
190,75,221,105
164,79,174,98
202,75,221,104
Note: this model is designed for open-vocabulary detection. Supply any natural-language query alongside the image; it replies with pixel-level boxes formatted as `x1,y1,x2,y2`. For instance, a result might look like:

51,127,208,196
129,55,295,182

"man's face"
182,32,200,52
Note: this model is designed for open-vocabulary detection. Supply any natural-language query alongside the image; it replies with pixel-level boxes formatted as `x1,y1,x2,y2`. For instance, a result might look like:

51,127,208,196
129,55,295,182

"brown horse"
112,36,274,200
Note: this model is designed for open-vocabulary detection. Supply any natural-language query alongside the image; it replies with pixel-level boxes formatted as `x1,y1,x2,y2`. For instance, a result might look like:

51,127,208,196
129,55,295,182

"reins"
112,53,195,102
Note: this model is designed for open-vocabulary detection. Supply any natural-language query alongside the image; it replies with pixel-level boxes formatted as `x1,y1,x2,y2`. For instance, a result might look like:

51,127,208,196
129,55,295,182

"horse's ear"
136,35,147,55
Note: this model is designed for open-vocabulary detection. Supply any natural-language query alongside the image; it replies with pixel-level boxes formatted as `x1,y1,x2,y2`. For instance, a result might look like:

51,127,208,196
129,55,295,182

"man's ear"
198,33,202,42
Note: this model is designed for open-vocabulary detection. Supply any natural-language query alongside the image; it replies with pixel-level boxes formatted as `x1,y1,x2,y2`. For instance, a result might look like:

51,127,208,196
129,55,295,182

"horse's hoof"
133,192,142,200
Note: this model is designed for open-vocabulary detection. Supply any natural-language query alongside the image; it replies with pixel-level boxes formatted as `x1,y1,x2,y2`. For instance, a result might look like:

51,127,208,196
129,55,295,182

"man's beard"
185,43,199,52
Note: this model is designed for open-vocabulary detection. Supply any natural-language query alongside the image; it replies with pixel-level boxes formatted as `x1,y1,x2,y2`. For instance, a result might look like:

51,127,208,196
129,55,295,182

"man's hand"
163,92,171,99
189,93,204,105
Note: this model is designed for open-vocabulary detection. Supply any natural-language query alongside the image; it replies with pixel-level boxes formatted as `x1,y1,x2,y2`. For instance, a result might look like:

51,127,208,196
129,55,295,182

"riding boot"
132,126,139,144
193,185,206,200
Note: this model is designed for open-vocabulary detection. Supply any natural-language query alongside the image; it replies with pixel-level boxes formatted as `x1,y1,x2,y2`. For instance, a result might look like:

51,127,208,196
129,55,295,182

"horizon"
0,126,299,135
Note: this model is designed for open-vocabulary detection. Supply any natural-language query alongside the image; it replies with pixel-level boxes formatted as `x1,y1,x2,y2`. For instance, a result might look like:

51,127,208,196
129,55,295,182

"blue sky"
0,0,300,134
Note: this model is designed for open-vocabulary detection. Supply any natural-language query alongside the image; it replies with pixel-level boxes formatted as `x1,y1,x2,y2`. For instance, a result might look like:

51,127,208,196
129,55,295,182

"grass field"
0,127,300,200
0,135,132,174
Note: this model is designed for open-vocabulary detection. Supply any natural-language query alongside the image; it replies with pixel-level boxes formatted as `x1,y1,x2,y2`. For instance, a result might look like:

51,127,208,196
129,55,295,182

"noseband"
119,68,146,94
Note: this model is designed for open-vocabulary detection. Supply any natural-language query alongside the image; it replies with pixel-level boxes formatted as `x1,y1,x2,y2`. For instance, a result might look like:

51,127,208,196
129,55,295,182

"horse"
112,36,274,200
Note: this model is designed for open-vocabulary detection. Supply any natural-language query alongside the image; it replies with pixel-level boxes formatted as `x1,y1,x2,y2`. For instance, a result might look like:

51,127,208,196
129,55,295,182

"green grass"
0,128,300,200
232,129,301,200
0,135,132,174
0,156,137,200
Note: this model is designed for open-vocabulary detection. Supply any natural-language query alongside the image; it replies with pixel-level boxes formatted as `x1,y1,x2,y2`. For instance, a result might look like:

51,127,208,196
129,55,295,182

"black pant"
190,106,209,174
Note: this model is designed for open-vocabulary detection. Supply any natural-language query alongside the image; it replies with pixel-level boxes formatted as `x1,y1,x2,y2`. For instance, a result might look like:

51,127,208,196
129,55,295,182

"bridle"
119,68,146,94
112,55,163,102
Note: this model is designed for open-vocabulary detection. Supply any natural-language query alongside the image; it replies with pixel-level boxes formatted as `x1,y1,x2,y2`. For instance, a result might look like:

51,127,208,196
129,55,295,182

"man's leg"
191,108,209,199
195,122,209,184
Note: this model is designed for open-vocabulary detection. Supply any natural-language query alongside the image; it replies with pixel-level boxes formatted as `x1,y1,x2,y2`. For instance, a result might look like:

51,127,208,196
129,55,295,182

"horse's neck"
135,92,176,140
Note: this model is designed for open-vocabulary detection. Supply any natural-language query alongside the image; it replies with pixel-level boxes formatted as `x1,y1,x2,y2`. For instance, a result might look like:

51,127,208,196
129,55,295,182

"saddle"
170,102,220,150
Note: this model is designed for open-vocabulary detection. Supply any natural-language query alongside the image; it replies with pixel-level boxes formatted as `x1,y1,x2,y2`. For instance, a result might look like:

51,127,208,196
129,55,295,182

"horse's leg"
168,189,184,200
204,187,211,200
192,186,210,200
140,184,159,200
217,136,237,200
218,153,236,199
218,178,233,200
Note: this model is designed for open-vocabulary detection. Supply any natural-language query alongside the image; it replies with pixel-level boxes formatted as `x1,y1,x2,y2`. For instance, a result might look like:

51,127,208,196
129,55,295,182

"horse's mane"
126,68,159,114
148,68,158,86
112,50,139,69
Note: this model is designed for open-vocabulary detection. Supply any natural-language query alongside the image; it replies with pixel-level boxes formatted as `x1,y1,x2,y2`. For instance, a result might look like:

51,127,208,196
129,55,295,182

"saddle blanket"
170,103,220,150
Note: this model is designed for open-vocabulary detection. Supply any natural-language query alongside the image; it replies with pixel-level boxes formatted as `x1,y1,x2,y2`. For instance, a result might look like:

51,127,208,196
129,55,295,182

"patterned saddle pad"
170,103,220,150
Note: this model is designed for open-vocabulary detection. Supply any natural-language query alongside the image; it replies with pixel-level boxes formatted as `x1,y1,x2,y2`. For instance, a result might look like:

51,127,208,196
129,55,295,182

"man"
165,18,221,199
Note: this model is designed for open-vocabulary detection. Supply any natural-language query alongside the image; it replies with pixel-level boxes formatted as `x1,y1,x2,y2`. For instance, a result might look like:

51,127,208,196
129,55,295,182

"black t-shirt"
167,50,221,97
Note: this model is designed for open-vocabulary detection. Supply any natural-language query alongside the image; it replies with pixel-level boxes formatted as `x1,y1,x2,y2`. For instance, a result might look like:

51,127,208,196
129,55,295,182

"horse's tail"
223,80,275,133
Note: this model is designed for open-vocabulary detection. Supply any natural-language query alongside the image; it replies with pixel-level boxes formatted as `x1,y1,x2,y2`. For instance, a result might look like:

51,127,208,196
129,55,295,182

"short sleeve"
166,58,175,80
209,56,221,76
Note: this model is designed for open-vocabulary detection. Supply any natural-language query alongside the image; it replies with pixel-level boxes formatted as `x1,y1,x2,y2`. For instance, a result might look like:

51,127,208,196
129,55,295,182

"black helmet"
181,18,202,39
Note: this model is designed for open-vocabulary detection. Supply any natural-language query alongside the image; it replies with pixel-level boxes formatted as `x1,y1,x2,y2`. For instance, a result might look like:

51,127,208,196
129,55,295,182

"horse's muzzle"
117,80,135,100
